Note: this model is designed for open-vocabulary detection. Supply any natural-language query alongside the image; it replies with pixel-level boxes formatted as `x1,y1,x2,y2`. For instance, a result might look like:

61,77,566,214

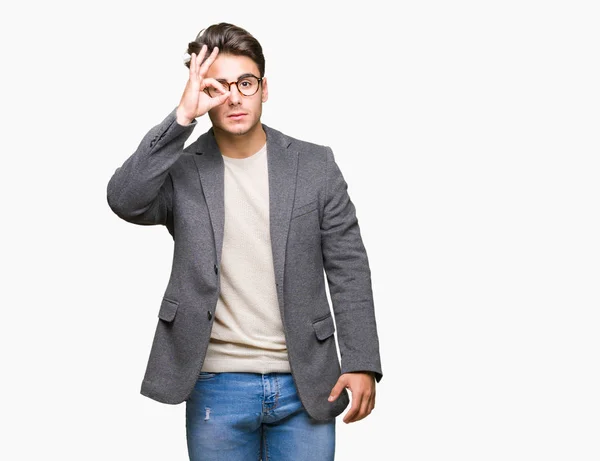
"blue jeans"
185,372,335,461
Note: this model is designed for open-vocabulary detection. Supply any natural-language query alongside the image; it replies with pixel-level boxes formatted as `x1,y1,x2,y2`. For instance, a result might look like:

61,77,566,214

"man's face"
205,53,268,136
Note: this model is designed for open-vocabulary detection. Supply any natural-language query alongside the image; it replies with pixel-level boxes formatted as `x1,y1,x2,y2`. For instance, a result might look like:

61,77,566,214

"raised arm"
106,110,196,226
106,45,231,226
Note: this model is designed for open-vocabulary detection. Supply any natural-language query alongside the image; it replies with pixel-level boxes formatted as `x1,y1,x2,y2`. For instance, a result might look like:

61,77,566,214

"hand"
328,372,376,424
176,45,231,125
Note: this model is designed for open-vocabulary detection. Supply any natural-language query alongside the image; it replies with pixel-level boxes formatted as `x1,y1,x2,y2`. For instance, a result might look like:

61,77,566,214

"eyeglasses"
205,74,263,98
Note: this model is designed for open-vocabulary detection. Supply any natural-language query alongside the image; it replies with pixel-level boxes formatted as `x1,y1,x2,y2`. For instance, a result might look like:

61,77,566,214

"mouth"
227,113,247,120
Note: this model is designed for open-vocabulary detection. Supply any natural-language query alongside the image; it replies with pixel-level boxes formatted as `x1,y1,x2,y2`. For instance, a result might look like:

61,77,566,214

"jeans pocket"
197,371,217,380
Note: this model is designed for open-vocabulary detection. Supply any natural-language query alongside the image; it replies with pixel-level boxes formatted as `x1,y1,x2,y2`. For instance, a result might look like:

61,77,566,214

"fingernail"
328,396,334,401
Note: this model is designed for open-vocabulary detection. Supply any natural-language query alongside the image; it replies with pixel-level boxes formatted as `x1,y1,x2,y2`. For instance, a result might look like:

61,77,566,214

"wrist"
176,107,194,126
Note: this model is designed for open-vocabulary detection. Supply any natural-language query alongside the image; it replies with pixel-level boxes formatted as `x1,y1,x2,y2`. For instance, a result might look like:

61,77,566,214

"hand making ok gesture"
176,45,230,125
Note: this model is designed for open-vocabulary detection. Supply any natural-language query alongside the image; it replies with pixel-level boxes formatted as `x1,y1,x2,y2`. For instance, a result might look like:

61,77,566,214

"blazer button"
214,264,218,275
207,311,213,321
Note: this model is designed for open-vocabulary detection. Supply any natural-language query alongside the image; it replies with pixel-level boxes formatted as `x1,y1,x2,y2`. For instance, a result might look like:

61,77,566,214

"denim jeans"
185,372,335,461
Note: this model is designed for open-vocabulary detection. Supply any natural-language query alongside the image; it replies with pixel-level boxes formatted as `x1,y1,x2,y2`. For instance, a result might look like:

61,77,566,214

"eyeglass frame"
204,73,264,98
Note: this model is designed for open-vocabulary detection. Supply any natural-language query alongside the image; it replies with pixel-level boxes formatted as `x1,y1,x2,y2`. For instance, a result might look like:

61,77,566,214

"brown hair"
185,23,265,77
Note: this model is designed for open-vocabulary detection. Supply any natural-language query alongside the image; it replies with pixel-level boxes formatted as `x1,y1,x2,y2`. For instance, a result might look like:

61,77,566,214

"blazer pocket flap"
312,314,335,340
158,297,179,322
291,199,318,219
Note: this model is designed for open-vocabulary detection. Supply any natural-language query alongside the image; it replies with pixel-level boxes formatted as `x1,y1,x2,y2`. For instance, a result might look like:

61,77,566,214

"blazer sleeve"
106,107,197,227
321,147,383,382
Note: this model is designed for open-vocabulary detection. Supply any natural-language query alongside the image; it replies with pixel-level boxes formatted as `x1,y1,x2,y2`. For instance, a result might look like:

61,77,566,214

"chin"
223,119,257,136
225,125,251,136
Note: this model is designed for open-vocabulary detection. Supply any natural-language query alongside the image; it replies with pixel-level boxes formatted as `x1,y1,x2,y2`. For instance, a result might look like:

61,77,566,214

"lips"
228,113,247,119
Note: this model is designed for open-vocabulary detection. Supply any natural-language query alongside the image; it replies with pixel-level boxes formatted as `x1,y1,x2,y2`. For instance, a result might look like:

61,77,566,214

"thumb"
328,376,347,402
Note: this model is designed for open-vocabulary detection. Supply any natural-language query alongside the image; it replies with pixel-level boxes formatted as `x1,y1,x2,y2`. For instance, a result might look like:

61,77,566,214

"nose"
227,84,242,105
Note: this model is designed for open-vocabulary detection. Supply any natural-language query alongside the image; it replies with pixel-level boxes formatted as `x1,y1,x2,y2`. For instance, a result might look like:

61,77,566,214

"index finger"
343,394,363,423
198,46,220,78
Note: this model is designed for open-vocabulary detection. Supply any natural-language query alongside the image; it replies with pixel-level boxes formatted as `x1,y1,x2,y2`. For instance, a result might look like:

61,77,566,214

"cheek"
208,104,226,120
251,98,263,114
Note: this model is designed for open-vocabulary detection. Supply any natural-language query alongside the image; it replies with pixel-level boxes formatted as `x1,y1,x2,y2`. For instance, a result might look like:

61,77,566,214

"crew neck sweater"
200,143,291,373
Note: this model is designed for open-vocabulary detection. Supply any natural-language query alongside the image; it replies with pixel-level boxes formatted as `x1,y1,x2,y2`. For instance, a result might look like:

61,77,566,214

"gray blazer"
106,108,382,421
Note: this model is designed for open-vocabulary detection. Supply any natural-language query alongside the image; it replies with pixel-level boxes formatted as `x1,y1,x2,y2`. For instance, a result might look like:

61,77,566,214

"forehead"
205,53,260,80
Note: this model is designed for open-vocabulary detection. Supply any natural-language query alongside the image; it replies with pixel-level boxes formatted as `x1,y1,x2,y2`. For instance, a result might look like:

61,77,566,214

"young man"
107,23,382,461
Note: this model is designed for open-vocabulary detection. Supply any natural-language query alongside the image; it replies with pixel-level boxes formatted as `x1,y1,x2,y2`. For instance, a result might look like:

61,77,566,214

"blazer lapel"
190,130,225,264
264,125,298,299
189,124,299,300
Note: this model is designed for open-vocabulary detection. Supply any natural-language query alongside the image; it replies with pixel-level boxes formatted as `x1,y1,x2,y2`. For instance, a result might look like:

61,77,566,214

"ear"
261,76,269,103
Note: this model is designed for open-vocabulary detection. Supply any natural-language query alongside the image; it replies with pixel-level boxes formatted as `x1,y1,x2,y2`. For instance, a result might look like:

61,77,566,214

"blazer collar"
189,124,290,156
190,124,298,301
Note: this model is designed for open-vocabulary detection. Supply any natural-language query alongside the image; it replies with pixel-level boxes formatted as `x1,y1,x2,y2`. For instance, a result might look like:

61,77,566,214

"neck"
213,123,267,159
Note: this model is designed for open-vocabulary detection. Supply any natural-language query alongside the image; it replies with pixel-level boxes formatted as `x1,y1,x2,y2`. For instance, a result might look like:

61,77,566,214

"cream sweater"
200,143,291,373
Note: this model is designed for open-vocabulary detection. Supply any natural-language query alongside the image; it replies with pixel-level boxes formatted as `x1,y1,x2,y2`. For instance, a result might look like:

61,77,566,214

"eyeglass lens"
208,76,260,97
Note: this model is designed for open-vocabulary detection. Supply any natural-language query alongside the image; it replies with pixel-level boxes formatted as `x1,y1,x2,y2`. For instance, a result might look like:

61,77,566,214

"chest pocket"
291,199,318,220
289,199,320,248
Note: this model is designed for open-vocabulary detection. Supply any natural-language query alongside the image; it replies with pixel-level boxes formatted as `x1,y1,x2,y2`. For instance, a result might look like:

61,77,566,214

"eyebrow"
216,73,258,82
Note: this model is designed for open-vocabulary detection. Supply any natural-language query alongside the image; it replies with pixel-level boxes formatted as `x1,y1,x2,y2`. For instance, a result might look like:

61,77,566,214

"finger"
349,387,370,423
363,379,376,415
208,91,231,109
328,377,347,402
195,45,205,75
189,52,196,78
190,51,202,84
198,46,219,78
201,78,228,95
190,45,207,80
355,390,373,422
343,393,363,424
196,44,208,68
